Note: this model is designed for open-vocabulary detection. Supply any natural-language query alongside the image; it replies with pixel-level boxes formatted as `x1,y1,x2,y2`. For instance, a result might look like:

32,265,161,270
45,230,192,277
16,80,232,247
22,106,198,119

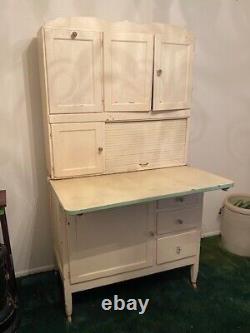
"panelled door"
153,34,193,111
45,29,103,113
104,32,153,111
51,122,104,178
68,203,154,284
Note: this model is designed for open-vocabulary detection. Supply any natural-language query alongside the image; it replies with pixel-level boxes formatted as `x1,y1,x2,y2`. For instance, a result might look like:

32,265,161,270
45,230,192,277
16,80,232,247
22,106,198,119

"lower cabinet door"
51,122,104,178
157,230,199,264
68,204,154,284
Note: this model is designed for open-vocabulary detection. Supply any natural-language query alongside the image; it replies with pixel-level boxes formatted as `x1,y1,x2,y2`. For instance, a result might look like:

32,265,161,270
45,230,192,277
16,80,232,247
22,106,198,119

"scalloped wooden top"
42,17,194,42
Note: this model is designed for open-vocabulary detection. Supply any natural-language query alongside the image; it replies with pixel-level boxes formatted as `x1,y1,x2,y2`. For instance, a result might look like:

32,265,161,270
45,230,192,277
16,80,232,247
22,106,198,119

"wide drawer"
157,207,201,235
157,193,202,211
157,230,200,264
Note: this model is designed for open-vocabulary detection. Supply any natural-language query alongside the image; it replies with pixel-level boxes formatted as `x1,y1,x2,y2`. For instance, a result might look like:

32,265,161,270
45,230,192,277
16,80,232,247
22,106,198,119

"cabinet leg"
64,284,72,322
190,262,199,289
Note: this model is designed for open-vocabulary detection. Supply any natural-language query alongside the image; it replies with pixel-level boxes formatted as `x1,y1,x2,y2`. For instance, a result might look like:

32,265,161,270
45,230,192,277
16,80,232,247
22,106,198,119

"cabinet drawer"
157,207,201,235
157,193,201,211
157,230,200,264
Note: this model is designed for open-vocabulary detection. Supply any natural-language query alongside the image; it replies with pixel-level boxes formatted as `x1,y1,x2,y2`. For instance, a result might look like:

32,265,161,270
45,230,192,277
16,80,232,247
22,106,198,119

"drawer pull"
176,219,184,225
176,246,182,254
139,162,149,167
71,31,78,39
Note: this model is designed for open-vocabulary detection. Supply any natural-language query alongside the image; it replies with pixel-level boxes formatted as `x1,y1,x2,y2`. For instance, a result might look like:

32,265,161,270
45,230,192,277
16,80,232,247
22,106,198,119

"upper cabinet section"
44,28,103,114
39,18,194,115
153,33,193,111
104,32,153,111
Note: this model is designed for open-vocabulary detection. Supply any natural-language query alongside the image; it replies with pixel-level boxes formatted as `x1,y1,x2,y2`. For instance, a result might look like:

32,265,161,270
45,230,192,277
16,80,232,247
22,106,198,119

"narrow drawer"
156,207,201,235
157,193,201,211
157,230,200,264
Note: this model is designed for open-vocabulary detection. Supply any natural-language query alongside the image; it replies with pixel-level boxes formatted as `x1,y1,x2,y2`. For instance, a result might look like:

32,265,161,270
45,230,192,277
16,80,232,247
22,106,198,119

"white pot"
221,193,250,257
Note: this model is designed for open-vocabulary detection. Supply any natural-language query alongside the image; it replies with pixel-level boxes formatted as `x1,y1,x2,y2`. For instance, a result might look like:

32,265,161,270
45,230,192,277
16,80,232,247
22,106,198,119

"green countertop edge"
60,181,234,216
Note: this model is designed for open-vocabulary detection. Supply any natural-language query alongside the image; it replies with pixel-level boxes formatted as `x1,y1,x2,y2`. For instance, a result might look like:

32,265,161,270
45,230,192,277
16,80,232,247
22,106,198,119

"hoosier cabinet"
37,17,233,321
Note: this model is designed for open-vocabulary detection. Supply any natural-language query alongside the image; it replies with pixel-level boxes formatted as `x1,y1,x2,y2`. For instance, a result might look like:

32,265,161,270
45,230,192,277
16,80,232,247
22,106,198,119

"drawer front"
157,193,202,211
157,230,200,264
157,207,202,235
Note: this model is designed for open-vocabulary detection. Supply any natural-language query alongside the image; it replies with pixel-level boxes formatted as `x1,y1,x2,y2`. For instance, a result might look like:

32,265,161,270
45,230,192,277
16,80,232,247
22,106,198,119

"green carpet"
17,236,250,333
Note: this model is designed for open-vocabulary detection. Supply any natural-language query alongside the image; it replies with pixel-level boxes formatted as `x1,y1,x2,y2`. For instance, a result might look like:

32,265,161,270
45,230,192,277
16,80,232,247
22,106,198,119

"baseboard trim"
16,264,55,278
201,230,221,238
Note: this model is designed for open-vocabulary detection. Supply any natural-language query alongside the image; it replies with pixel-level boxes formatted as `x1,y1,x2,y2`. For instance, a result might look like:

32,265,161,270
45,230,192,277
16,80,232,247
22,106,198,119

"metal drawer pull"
139,162,149,167
71,31,78,39
98,147,103,152
176,219,184,225
156,69,162,76
176,246,182,254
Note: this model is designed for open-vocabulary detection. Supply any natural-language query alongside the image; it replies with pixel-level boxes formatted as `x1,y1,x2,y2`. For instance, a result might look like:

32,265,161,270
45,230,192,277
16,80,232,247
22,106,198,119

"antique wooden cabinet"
38,17,233,321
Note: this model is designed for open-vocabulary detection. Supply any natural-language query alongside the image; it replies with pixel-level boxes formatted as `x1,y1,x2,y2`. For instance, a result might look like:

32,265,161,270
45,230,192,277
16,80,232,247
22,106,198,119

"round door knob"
156,69,162,76
98,147,103,153
71,31,78,39
176,246,182,254
176,219,184,225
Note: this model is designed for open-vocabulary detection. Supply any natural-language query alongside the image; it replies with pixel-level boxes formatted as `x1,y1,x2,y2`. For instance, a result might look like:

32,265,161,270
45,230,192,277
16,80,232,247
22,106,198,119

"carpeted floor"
16,236,250,333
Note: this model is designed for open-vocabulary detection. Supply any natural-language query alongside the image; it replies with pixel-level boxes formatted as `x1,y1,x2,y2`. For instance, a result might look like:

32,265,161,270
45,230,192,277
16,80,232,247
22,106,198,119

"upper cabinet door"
153,34,193,111
104,32,153,112
45,29,103,114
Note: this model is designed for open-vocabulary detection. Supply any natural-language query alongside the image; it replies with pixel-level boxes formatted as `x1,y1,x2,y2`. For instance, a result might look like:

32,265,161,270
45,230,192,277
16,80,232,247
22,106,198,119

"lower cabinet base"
50,191,203,322
57,254,200,322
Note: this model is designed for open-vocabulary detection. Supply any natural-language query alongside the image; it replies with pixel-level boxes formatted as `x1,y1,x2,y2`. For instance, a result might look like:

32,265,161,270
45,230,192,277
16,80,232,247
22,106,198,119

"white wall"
0,0,249,276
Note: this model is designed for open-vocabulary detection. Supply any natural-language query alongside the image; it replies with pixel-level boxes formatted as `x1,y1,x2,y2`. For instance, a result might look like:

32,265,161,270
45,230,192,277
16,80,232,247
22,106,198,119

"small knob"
71,31,78,39
176,219,184,225
156,69,162,76
176,246,181,254
98,147,103,153
149,231,155,237
176,197,184,203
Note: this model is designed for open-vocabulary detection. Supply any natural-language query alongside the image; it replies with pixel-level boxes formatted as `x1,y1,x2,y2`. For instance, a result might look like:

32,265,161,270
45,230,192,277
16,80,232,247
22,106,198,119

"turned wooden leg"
64,284,72,322
190,262,199,289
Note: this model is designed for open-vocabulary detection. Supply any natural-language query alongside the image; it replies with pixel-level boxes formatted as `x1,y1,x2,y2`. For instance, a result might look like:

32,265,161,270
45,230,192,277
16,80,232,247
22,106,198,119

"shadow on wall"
21,38,54,272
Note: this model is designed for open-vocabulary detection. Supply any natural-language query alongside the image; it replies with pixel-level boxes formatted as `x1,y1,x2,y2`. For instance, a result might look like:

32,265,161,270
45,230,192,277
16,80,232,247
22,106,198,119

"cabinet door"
45,29,103,113
105,119,187,173
104,32,153,111
153,34,193,111
51,122,104,178
68,204,154,284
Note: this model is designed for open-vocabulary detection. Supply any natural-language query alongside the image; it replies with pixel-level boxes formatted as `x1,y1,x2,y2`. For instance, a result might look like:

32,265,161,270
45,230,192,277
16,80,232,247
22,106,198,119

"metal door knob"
71,31,78,39
156,69,162,76
176,246,182,254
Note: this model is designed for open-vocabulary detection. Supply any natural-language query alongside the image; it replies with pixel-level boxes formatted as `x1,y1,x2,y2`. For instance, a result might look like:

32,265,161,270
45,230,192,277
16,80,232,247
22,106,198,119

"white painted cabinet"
36,18,227,322
44,29,103,113
153,34,193,110
51,122,104,178
104,32,153,111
